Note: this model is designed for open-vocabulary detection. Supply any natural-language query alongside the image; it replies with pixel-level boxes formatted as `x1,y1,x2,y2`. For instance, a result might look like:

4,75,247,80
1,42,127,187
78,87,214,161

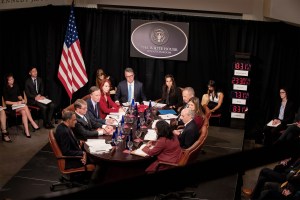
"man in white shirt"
73,99,113,140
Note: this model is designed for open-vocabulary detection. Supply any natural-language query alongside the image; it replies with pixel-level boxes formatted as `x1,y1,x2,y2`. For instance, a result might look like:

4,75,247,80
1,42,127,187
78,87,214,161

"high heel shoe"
31,124,40,132
2,132,12,143
23,130,31,138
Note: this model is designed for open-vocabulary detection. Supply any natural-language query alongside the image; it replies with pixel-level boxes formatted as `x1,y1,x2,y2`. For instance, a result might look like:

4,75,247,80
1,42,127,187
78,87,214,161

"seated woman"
142,120,182,173
159,74,183,110
99,79,123,119
201,80,224,114
0,108,12,142
187,97,206,130
95,68,115,91
263,87,294,146
3,74,39,138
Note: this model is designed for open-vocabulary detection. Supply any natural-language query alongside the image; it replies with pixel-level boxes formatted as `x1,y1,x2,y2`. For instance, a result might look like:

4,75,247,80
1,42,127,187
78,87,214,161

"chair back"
49,130,66,172
177,117,209,166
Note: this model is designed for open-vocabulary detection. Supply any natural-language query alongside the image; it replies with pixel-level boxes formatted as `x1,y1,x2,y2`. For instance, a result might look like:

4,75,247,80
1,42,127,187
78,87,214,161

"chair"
48,130,95,191
2,96,22,132
154,118,209,199
23,91,41,126
210,113,221,125
62,94,90,115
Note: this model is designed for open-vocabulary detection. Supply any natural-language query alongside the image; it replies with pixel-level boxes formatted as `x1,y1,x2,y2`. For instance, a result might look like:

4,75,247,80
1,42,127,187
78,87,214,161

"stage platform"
0,126,244,200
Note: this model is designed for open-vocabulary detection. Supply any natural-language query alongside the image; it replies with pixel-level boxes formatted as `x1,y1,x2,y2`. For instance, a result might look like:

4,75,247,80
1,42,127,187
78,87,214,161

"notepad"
267,120,281,127
0,106,7,111
131,144,149,157
12,104,26,110
37,98,52,104
158,109,176,115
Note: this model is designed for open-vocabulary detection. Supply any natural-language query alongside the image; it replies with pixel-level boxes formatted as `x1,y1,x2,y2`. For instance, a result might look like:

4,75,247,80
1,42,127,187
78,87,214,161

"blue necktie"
128,84,132,102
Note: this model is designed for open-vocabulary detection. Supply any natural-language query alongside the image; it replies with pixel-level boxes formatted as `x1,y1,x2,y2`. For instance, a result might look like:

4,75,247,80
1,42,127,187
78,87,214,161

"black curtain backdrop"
0,5,300,138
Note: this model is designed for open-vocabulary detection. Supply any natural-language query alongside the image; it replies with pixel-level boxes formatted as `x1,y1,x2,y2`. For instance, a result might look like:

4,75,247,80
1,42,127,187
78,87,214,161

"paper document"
131,144,149,157
122,102,140,107
151,119,170,129
159,114,178,120
37,98,52,104
12,104,25,110
267,120,281,127
143,101,166,108
144,129,157,141
0,106,7,111
85,139,112,154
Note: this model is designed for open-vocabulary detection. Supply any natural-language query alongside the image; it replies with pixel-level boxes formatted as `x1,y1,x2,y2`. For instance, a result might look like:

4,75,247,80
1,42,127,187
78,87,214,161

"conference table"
85,111,160,185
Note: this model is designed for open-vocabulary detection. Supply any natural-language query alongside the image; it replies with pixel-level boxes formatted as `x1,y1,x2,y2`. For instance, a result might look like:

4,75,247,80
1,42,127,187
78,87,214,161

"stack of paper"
0,106,7,111
159,114,178,120
37,98,52,104
85,139,112,154
143,101,166,108
12,104,26,110
144,129,157,141
131,144,149,157
267,120,281,127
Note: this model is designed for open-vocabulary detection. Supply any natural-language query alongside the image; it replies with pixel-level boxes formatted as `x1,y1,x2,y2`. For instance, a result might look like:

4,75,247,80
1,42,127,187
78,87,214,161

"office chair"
48,130,95,191
2,96,22,132
154,118,209,200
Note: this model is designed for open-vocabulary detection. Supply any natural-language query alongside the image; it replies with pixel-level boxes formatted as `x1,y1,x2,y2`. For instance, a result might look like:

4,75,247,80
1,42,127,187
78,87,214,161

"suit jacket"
115,80,146,103
24,77,45,105
273,100,294,126
160,87,183,110
73,113,102,140
179,120,199,149
55,123,83,169
142,136,182,173
99,93,120,119
86,98,106,124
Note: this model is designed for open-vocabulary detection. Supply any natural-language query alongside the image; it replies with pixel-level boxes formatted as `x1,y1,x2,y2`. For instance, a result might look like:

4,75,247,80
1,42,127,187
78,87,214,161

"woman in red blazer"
99,79,122,119
142,120,182,173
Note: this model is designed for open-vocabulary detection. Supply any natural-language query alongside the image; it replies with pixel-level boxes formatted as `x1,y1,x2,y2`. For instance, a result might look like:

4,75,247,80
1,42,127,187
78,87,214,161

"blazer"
73,113,102,140
55,123,83,169
178,120,199,149
99,93,120,119
24,77,45,105
160,87,183,110
273,100,294,126
142,136,182,173
115,80,146,103
86,98,106,124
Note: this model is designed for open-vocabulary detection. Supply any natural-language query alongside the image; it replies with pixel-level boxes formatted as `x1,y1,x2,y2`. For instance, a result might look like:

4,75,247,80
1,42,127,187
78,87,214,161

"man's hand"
104,125,114,135
173,129,182,136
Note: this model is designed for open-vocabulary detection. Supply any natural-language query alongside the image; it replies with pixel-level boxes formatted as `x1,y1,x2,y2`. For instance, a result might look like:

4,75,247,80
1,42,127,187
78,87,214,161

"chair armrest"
155,161,179,172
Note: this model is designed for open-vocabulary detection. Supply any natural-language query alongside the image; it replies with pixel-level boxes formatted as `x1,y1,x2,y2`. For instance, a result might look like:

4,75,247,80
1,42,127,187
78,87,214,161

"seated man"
86,86,106,123
178,87,195,113
25,67,55,129
173,108,199,149
115,67,146,104
55,111,89,169
72,99,113,140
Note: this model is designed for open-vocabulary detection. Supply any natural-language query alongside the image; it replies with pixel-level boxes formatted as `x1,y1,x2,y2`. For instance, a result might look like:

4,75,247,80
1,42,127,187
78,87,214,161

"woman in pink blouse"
99,79,122,119
142,120,182,173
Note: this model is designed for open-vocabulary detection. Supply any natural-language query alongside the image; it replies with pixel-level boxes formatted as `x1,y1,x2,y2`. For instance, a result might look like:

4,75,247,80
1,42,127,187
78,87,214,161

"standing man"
115,67,146,104
55,111,91,169
25,67,55,129
73,99,114,140
173,108,199,149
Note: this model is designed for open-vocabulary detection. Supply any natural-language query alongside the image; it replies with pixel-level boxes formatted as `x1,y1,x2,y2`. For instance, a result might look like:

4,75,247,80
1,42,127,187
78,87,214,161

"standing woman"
159,74,183,110
201,80,224,114
187,97,206,130
95,68,115,91
263,88,294,146
99,79,123,119
3,74,39,138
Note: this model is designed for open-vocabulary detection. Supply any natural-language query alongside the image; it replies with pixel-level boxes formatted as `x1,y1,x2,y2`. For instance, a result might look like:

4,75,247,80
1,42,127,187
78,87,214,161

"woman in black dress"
3,74,39,138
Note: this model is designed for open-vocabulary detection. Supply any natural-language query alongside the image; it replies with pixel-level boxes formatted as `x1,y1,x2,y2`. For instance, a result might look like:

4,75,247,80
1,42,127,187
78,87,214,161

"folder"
158,109,176,115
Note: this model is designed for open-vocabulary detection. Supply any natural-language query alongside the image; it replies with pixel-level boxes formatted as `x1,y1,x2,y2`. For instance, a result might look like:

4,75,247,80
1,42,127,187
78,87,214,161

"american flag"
58,4,88,99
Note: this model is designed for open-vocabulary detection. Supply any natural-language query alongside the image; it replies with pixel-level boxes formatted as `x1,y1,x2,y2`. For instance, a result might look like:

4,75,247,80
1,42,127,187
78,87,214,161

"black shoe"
24,130,31,138
31,125,40,132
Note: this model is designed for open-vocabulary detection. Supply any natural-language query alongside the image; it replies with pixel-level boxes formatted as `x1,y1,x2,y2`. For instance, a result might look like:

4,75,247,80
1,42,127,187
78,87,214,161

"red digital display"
230,105,247,113
231,91,249,99
233,61,252,71
232,77,251,85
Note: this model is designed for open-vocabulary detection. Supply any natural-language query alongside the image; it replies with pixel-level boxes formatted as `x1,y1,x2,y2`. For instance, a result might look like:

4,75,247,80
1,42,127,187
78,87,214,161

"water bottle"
117,122,123,142
136,115,141,130
134,103,138,116
112,126,118,145
125,128,133,150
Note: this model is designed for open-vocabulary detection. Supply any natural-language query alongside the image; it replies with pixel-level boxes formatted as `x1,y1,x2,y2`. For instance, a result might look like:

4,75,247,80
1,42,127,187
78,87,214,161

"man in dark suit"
173,108,199,149
86,86,106,123
25,67,55,129
115,67,146,104
55,111,87,169
73,99,114,141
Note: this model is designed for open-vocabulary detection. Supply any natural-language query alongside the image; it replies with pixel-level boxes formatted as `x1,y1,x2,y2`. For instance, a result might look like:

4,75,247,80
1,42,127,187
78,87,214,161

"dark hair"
28,66,36,72
156,120,173,140
74,99,87,110
62,111,75,121
162,74,177,100
89,86,100,94
207,80,218,100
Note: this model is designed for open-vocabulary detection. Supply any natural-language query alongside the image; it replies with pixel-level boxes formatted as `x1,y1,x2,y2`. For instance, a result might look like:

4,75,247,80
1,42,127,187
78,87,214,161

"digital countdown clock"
232,77,251,85
233,61,252,71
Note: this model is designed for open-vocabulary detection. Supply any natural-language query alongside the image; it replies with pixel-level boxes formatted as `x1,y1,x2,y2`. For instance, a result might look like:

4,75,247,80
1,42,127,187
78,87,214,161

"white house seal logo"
150,27,169,46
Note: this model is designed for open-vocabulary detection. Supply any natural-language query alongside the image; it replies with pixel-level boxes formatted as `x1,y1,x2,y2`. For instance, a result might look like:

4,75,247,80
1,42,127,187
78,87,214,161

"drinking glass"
127,141,134,151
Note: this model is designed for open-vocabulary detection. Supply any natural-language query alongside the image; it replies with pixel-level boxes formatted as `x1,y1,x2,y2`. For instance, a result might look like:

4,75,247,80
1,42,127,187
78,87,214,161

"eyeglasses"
280,92,286,94
125,74,134,78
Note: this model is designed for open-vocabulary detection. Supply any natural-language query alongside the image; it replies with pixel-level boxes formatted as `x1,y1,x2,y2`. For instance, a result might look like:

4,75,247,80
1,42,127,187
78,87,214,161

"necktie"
33,79,38,93
94,104,98,118
128,84,132,102
83,115,88,122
